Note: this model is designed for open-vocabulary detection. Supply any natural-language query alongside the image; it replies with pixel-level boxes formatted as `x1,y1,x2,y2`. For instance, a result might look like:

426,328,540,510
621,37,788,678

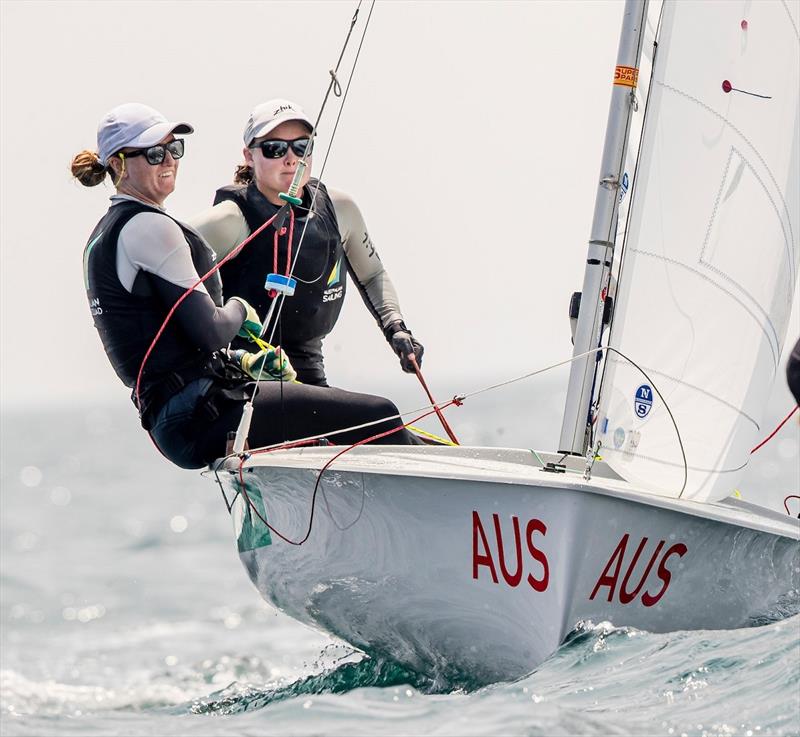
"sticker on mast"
614,65,639,88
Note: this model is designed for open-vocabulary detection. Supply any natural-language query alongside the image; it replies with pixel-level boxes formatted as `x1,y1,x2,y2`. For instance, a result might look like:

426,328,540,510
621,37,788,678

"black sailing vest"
83,200,224,419
214,179,345,347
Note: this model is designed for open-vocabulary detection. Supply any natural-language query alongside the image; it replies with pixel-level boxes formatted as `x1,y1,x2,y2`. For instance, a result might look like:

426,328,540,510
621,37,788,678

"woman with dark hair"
189,98,424,387
74,102,419,469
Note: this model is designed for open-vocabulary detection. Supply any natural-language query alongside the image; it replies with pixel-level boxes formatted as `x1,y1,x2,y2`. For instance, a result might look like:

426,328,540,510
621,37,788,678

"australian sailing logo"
322,258,344,303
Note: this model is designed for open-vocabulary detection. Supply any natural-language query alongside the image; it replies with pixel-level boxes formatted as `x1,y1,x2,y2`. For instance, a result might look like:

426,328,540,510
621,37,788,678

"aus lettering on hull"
472,511,550,591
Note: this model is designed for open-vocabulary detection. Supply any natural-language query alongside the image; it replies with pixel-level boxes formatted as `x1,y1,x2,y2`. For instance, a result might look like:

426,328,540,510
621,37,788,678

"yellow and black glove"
232,347,297,382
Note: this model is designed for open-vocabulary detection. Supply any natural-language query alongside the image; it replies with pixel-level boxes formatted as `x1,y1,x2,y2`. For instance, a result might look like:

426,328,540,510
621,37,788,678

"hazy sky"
2,0,798,423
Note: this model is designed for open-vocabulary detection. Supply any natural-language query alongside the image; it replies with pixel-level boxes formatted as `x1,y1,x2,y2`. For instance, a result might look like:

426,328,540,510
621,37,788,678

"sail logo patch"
327,258,342,287
634,384,653,418
323,257,344,303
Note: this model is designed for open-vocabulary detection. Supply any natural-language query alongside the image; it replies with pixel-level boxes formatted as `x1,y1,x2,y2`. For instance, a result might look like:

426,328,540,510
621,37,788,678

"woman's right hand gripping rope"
232,347,298,382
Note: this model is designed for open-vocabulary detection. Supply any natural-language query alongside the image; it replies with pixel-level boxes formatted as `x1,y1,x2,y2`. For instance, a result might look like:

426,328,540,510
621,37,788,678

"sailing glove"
232,348,297,383
385,321,424,373
229,296,263,341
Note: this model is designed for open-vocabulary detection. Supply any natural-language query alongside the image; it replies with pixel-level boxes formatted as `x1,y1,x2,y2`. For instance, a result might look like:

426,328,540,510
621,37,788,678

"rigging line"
460,345,687,496
304,1,364,143
220,349,646,455
751,405,798,454
248,396,464,455
235,401,450,546
229,353,685,543
575,1,652,447
208,456,238,514
784,495,800,517
265,0,376,350
593,0,665,432
134,206,287,410
226,346,684,500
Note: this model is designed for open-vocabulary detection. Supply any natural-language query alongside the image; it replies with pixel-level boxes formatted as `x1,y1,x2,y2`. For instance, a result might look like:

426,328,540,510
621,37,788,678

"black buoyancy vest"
83,200,224,416
214,179,345,345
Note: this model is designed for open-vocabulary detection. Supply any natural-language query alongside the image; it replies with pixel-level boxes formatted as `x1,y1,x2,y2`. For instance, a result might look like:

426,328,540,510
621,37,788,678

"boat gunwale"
218,445,800,540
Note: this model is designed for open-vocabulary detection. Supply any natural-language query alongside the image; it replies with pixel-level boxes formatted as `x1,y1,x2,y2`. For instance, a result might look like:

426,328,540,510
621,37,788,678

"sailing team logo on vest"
634,384,653,418
323,258,344,303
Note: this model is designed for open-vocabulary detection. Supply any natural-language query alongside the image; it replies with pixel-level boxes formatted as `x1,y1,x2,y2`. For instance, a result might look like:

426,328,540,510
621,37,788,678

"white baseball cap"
97,103,194,166
243,99,313,146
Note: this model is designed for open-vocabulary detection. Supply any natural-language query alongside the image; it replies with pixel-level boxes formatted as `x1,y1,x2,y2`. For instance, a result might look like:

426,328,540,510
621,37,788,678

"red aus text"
472,511,549,591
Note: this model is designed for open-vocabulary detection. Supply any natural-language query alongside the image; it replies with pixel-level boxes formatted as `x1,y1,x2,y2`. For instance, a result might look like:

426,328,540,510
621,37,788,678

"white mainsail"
597,0,800,502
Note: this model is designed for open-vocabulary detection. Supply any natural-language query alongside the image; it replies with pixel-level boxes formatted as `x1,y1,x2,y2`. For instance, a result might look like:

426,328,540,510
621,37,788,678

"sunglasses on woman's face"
123,138,185,165
253,137,313,159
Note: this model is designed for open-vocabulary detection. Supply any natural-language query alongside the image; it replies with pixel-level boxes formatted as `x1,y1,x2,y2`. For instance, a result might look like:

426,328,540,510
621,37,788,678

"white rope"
265,0,376,347
240,348,606,453
233,345,687,499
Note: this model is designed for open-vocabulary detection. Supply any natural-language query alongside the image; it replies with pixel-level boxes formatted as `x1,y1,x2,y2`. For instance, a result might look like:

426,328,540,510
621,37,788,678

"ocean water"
2,378,799,737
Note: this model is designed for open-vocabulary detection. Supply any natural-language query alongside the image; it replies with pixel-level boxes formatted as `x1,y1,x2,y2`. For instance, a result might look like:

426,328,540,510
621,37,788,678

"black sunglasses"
122,138,185,165
252,137,313,159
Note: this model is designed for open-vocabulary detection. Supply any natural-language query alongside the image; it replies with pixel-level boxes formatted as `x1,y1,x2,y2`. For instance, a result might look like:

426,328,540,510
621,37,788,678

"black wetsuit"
787,336,800,406
215,180,344,386
83,198,417,469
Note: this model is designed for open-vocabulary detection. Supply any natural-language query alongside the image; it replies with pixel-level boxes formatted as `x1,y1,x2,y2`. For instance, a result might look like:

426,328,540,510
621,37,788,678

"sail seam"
601,447,748,475
628,248,780,368
603,354,761,429
659,82,797,258
699,145,796,292
780,0,800,42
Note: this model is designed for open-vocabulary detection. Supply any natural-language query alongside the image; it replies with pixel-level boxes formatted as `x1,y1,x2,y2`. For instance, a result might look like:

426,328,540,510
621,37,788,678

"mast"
558,0,649,456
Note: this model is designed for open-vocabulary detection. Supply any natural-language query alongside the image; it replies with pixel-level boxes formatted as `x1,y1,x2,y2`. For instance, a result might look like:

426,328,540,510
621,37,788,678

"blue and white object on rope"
264,273,297,296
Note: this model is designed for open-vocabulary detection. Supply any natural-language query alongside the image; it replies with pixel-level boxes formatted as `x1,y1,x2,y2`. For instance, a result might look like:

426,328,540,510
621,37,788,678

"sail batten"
596,0,800,502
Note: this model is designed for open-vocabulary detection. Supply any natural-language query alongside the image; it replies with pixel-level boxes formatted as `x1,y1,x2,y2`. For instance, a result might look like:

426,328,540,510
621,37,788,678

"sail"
596,0,800,502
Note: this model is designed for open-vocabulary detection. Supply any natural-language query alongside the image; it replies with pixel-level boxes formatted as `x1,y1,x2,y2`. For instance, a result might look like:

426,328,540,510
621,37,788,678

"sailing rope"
225,400,462,546
135,206,288,411
750,405,798,454
135,0,374,414
214,346,686,545
267,209,295,299
409,355,460,444
261,0,376,350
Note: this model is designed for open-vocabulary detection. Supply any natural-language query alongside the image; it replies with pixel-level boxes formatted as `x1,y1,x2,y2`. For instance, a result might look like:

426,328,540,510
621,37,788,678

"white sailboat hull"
222,446,799,684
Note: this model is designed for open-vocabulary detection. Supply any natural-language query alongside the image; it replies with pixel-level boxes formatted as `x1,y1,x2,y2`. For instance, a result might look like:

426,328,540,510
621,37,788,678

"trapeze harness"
214,179,344,386
83,200,252,433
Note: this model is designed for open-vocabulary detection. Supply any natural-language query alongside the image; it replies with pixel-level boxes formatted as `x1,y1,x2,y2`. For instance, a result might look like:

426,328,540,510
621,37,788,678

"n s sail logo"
634,384,653,418
323,258,344,303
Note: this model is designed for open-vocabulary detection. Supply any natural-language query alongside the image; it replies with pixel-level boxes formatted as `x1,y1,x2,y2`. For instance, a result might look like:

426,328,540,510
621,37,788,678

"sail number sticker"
634,384,653,418
614,65,639,88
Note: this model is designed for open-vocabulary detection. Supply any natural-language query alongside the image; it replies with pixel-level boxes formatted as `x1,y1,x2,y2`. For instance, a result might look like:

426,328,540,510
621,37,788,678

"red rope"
409,355,461,444
268,209,295,298
134,206,288,409
784,494,800,516
236,399,462,546
750,405,798,454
